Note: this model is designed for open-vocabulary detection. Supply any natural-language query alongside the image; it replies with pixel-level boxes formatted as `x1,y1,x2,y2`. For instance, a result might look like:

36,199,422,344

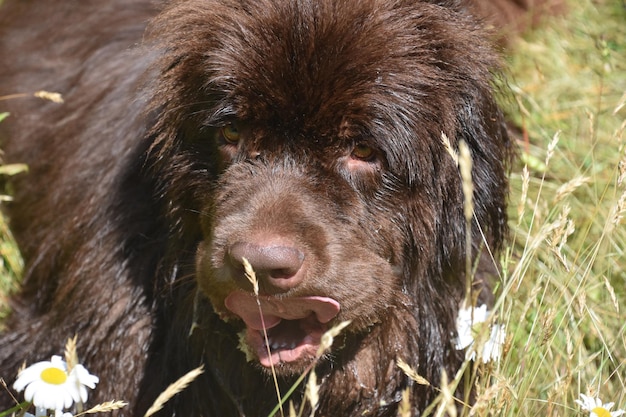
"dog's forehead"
201,0,441,137
153,0,499,170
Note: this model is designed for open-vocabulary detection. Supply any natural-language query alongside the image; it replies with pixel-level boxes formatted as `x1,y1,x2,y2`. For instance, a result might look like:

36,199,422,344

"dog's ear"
456,88,513,252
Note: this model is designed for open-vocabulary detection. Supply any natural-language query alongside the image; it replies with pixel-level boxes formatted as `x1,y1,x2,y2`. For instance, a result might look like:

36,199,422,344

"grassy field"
0,113,23,325
1,0,624,415
468,0,626,415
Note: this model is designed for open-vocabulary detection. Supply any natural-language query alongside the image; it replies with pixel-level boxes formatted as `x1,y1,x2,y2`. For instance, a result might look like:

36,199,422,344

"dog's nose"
228,241,305,293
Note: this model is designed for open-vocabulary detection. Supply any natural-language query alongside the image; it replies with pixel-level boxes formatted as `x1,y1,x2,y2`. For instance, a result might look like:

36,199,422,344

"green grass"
0,112,23,325
1,0,625,415
470,0,626,414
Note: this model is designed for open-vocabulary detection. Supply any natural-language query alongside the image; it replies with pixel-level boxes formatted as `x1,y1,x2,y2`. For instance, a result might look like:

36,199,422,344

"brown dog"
0,0,515,415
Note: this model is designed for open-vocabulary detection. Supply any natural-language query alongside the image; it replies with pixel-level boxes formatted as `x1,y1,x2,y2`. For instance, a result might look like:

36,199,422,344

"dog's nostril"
228,241,305,288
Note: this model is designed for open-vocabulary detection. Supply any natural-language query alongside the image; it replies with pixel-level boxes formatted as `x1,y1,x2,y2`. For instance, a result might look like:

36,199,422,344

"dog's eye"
220,125,241,144
351,144,376,161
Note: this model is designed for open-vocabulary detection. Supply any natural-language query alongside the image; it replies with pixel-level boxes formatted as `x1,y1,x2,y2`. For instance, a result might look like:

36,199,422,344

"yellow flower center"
40,367,68,385
592,407,612,417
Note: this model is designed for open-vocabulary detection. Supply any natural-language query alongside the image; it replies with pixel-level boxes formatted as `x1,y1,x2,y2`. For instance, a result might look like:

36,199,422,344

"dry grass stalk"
469,379,509,417
565,328,573,359
33,90,64,103
546,377,568,417
553,176,590,203
607,189,626,230
143,366,204,417
289,401,297,417
545,131,560,166
64,335,79,374
242,258,284,417
614,91,626,115
616,157,625,187
540,308,556,346
397,388,411,417
524,205,571,262
458,141,474,222
433,371,456,417
547,205,575,271
242,257,259,296
0,377,20,406
316,320,350,358
0,163,28,177
602,275,619,313
80,400,128,415
441,132,459,166
396,358,430,386
305,371,319,417
517,165,530,222
458,139,475,303
576,291,587,317
0,89,65,104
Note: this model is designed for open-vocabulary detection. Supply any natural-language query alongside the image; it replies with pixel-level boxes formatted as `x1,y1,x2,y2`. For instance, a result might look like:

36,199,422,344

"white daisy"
454,303,505,363
575,393,625,417
454,304,489,351
480,323,506,363
69,363,99,403
13,355,78,411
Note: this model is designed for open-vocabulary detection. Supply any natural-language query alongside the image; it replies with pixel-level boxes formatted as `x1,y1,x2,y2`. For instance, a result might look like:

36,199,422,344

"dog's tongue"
224,291,341,330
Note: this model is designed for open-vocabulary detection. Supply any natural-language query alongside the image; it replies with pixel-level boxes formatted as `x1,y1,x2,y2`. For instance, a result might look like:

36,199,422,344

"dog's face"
196,147,403,371
148,0,508,375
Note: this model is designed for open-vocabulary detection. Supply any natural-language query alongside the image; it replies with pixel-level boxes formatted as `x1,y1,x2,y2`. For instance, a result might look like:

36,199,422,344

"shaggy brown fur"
0,0,518,415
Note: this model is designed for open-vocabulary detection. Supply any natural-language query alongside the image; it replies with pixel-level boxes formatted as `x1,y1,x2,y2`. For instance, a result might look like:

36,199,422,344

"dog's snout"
228,241,305,293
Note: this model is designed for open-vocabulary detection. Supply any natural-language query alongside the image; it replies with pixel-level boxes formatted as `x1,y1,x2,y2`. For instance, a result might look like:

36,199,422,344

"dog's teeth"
268,339,280,350
268,338,297,351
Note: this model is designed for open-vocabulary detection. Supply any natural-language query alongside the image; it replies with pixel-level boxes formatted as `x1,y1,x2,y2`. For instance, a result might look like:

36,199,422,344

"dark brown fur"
0,0,515,416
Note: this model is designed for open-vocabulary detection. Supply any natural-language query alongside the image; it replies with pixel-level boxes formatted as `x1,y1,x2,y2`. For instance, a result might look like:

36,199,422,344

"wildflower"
454,304,505,363
13,355,99,412
575,393,625,417
70,363,99,403
454,304,489,351
480,323,506,363
13,356,77,411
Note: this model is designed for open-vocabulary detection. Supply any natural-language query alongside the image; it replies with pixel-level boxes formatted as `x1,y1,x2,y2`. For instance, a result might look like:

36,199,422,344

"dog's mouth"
224,291,341,368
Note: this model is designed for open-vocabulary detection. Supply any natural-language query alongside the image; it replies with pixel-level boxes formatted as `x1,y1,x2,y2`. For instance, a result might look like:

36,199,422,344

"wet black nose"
228,241,305,293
